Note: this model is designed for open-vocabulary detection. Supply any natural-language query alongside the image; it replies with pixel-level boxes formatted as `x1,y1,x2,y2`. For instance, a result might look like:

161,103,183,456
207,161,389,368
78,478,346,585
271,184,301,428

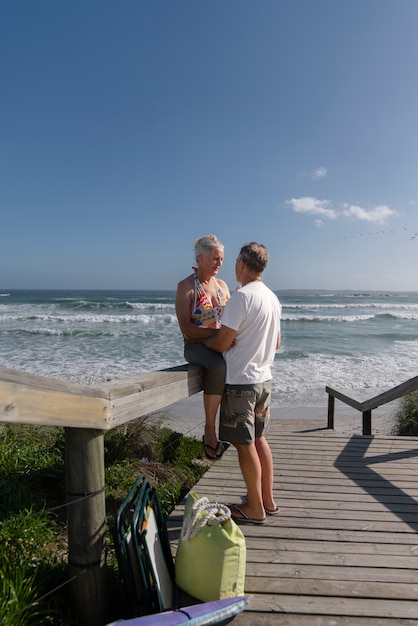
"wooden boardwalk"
167,419,418,625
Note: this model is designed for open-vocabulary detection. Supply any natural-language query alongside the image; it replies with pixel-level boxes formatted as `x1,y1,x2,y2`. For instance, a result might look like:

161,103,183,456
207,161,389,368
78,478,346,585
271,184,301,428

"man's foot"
241,493,279,515
265,506,280,515
229,504,266,525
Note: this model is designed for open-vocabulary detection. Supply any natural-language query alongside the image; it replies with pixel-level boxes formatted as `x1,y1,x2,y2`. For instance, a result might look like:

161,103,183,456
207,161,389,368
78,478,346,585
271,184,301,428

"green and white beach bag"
175,491,246,602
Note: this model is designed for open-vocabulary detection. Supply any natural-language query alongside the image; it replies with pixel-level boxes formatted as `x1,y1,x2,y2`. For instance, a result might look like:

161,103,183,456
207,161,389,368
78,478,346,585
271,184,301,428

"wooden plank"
243,594,418,619
199,484,418,503
206,468,418,487
232,615,417,625
0,366,107,397
208,462,418,478
106,367,204,428
236,517,417,533
217,449,418,462
243,534,418,552
0,370,109,428
99,364,203,398
192,486,418,517
167,514,418,546
275,475,418,489
244,577,418,599
245,548,418,568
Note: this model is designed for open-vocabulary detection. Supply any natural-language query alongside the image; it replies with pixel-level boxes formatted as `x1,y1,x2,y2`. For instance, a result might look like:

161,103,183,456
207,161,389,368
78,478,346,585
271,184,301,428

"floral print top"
191,274,227,329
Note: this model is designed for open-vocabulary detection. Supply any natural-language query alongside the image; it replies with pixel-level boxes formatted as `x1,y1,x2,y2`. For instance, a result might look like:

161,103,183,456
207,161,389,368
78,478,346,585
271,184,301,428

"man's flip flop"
265,507,280,516
202,436,223,460
229,505,266,525
241,494,279,515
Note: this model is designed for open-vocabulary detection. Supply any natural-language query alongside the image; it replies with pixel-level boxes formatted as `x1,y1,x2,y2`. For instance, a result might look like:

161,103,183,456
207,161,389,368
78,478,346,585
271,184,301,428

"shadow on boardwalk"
335,435,418,533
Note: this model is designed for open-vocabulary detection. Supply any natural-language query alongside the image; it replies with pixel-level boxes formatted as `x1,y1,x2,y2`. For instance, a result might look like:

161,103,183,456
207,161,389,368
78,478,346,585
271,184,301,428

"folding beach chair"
113,474,176,617
112,474,248,625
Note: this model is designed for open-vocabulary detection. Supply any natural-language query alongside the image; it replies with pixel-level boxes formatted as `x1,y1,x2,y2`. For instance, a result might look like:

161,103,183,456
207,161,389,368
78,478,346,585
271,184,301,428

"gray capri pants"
184,341,226,395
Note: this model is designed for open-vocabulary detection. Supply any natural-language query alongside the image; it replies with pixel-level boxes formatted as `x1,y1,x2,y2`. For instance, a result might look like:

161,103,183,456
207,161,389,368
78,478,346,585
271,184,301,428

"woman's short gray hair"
194,235,224,262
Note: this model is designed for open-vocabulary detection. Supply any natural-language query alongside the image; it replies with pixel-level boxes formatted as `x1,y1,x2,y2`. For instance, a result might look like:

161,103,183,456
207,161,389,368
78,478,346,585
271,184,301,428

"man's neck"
240,272,262,287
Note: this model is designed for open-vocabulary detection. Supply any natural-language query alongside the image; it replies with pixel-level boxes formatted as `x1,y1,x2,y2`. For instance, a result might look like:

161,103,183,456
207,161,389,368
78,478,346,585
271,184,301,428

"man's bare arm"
205,325,237,352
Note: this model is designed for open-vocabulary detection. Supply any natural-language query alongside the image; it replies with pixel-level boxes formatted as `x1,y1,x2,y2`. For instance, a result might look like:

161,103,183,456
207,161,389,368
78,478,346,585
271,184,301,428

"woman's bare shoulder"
216,278,230,294
176,274,195,293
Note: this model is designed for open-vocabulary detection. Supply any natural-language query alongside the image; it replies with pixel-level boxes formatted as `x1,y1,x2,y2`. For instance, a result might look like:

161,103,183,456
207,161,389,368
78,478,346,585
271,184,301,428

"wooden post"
65,427,107,626
327,393,335,429
362,410,372,436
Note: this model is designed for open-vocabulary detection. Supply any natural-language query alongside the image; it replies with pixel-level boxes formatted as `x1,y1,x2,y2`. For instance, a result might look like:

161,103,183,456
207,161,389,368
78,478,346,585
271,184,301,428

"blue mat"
107,595,248,625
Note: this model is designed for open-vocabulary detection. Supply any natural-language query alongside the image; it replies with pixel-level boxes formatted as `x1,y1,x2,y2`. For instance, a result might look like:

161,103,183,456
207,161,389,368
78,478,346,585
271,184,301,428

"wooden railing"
0,364,204,626
326,374,418,435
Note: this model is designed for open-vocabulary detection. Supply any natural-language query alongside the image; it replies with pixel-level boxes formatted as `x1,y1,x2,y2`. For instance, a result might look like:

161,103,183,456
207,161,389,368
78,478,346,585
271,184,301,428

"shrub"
395,391,418,436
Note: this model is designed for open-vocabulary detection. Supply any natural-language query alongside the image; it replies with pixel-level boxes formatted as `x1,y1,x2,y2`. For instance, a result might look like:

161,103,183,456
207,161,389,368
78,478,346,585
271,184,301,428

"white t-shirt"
221,281,282,385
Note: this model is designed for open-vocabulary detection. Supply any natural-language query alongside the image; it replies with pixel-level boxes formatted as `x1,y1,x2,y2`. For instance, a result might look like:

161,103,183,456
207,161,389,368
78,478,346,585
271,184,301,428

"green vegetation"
394,391,418,436
0,419,208,625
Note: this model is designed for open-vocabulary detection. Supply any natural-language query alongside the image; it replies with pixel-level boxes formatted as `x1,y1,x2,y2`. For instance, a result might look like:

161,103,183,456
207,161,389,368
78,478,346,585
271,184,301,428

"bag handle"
181,497,231,541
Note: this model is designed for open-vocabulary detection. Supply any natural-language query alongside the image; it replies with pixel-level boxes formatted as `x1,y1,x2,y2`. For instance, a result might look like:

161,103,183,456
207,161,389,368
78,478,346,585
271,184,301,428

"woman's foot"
202,435,223,459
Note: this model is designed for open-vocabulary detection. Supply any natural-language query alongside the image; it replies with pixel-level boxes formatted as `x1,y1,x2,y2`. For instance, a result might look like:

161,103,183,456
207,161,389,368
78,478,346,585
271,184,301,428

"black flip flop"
202,436,223,460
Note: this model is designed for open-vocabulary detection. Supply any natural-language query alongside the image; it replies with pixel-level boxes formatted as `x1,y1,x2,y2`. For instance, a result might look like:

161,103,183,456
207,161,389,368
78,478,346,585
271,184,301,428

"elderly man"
205,242,282,524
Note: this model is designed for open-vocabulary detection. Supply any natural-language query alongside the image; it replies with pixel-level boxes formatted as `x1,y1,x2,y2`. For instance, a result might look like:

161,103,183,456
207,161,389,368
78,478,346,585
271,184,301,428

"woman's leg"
184,343,226,457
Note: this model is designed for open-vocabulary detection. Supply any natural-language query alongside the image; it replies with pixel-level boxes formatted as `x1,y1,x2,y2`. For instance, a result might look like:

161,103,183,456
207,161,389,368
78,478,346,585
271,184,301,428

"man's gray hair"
238,242,269,274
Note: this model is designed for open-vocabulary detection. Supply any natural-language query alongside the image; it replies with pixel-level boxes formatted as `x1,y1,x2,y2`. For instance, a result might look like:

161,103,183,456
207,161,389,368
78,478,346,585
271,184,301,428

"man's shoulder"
249,281,279,299
258,283,282,314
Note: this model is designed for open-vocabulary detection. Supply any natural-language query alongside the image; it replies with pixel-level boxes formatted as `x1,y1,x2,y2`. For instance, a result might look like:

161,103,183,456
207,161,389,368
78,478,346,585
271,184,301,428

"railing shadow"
334,435,418,532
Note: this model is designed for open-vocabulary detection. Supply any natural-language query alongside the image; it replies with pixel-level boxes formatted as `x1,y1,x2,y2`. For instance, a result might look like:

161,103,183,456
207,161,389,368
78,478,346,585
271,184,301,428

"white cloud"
342,204,396,224
288,197,396,226
312,166,327,180
288,196,337,220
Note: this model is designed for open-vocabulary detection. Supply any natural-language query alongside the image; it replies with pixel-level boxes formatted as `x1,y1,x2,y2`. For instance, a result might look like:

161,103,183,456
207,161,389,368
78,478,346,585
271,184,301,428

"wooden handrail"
326,374,418,435
0,364,204,626
0,364,204,429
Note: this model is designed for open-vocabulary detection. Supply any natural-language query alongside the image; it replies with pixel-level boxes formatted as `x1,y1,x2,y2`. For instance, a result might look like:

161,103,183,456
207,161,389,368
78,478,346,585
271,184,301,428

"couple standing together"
175,235,282,525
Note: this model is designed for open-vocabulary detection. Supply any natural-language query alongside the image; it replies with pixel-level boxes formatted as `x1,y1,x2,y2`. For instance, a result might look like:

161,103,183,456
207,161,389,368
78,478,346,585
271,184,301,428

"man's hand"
205,325,237,353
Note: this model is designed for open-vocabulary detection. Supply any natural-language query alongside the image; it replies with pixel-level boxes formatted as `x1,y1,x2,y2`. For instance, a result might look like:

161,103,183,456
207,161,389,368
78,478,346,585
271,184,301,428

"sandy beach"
150,391,400,439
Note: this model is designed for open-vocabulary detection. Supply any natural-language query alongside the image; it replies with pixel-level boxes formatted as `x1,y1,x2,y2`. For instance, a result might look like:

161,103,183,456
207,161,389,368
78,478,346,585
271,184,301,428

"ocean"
1,289,417,409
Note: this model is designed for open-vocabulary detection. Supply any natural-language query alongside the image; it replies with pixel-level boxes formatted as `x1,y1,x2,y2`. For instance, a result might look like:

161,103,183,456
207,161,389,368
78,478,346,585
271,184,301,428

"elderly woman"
176,235,230,459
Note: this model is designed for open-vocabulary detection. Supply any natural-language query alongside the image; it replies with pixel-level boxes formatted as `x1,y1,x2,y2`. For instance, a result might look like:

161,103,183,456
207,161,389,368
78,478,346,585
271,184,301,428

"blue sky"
1,0,418,291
